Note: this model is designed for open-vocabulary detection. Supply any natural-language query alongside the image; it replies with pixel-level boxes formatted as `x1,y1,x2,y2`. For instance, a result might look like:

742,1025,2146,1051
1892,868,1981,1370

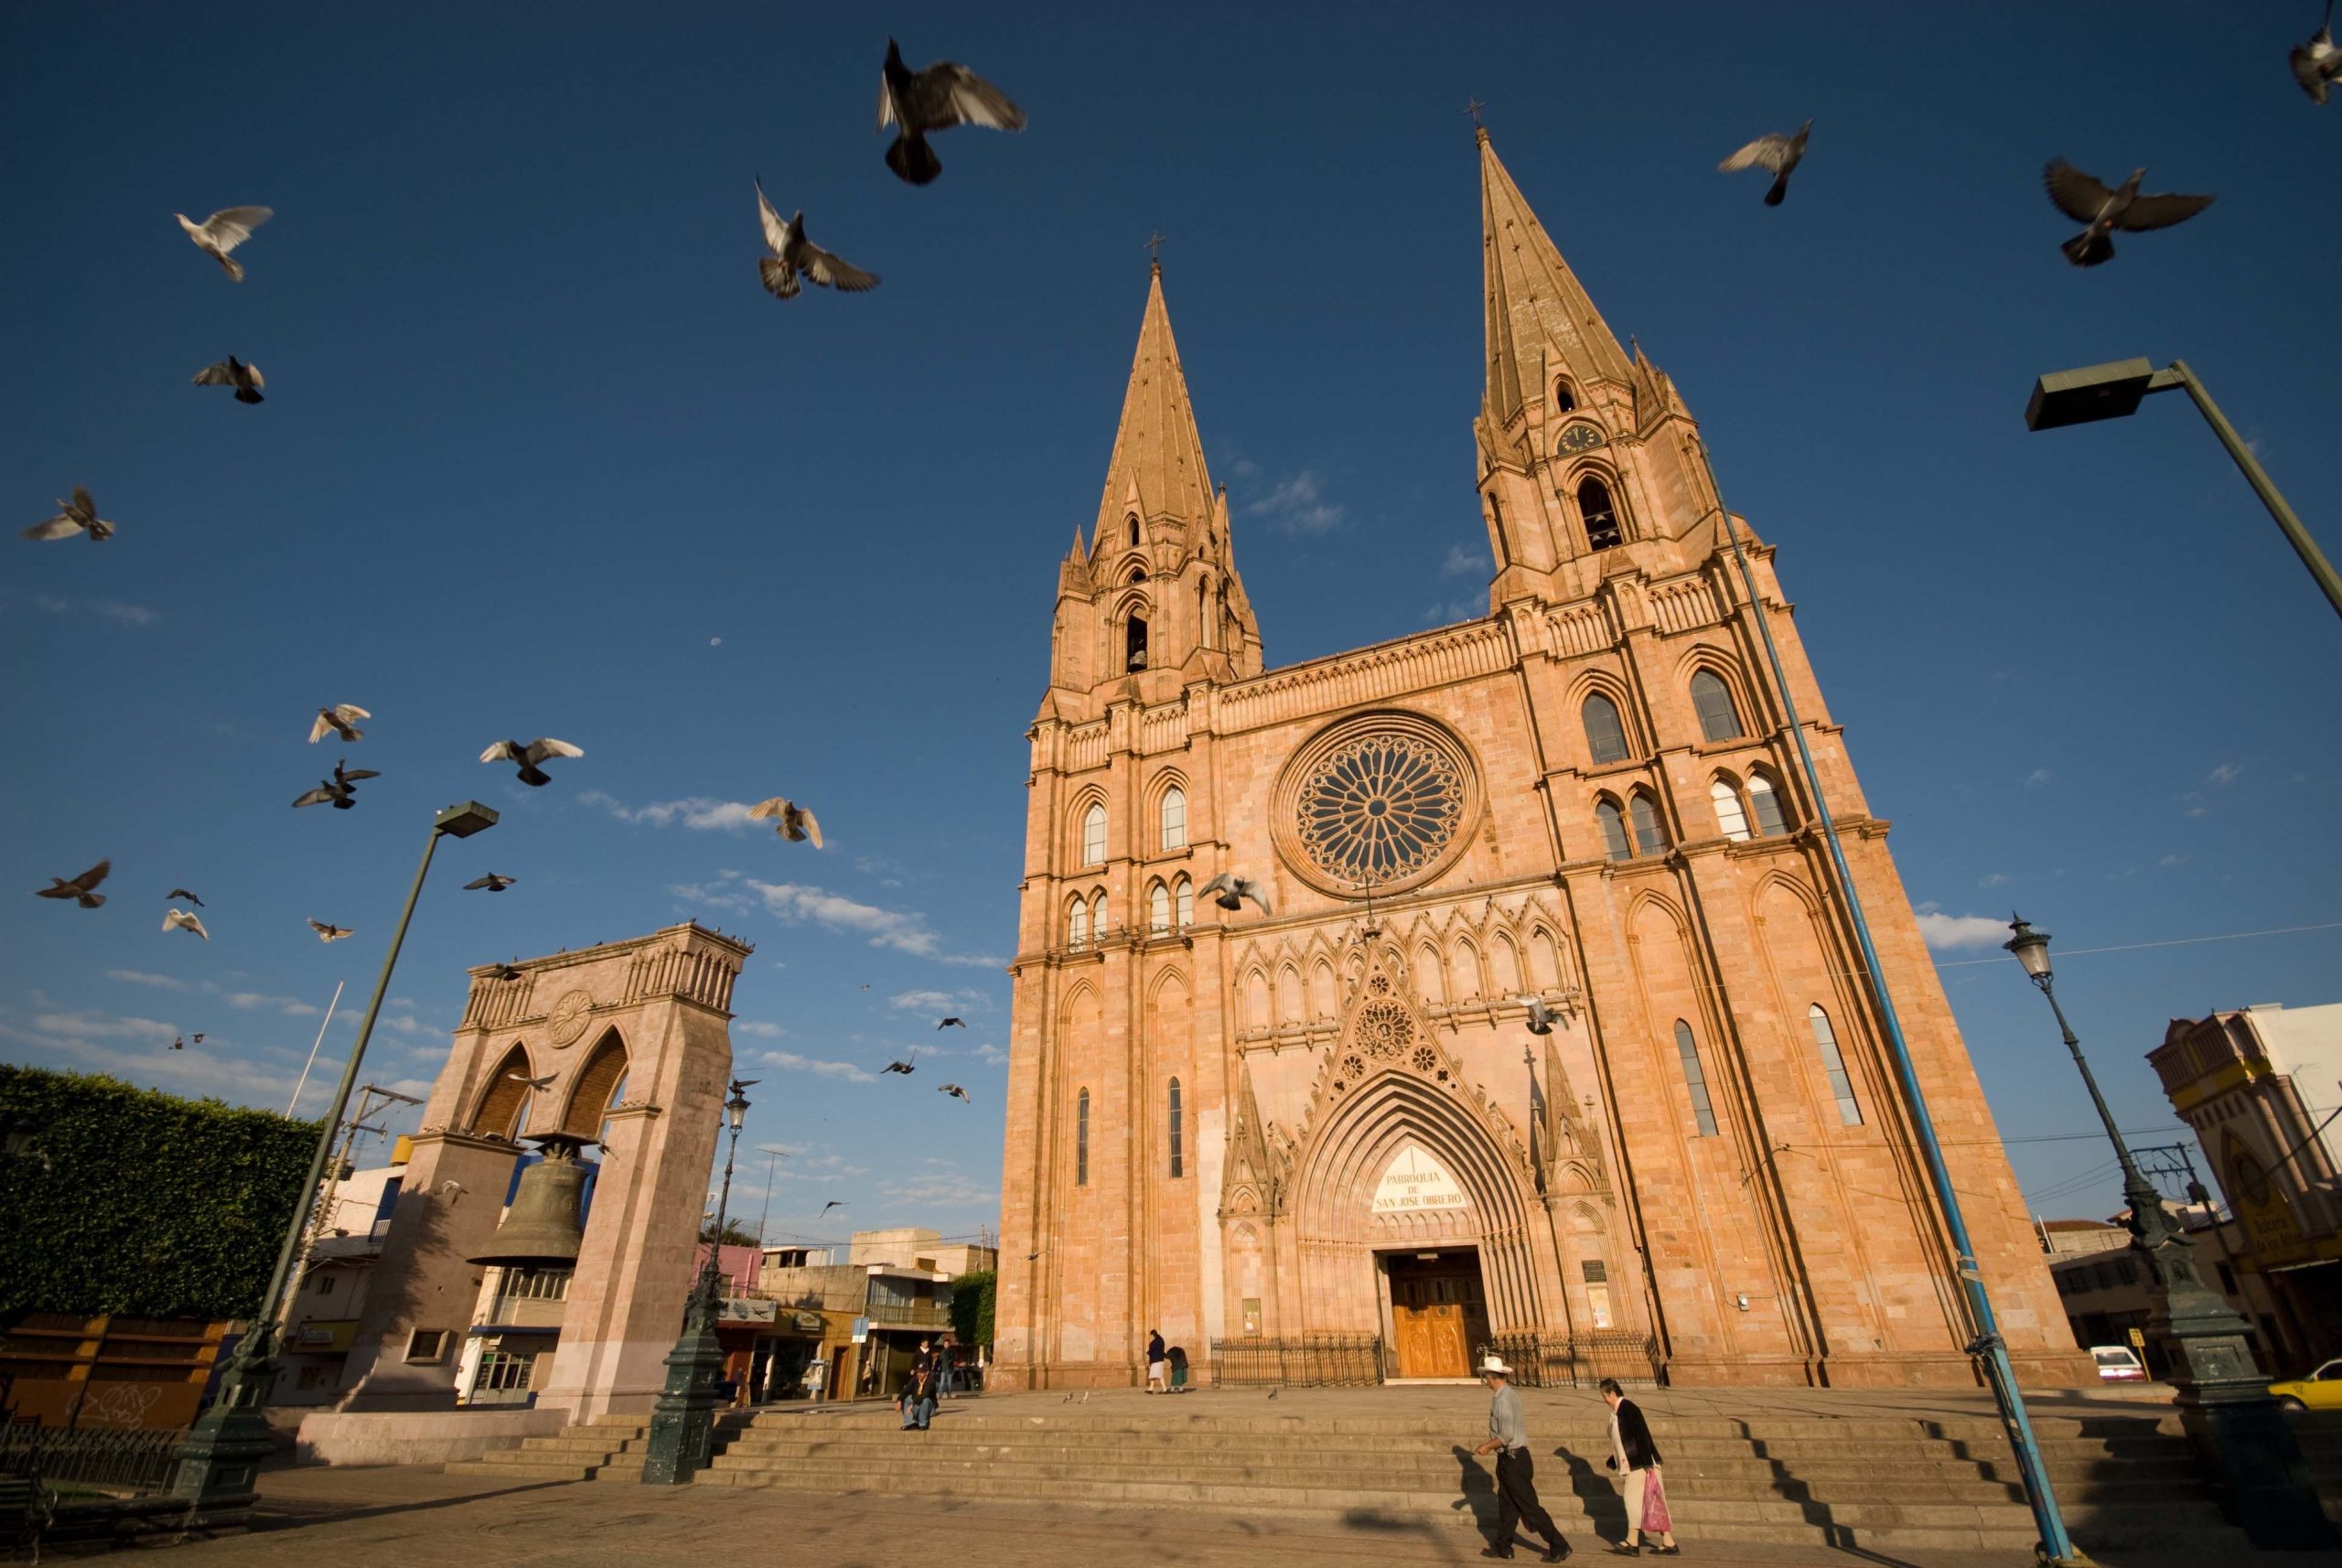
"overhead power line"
1934,918,2342,969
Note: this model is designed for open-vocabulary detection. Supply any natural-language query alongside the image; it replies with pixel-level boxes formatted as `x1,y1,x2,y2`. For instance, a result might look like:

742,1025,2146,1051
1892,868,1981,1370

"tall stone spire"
1478,128,1634,429
1093,263,1218,549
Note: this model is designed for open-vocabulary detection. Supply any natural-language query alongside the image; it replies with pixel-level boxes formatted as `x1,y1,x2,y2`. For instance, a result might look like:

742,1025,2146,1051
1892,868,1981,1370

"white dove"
748,796,822,846
1718,120,1810,206
756,181,878,299
25,488,115,542
1518,996,1558,1036
175,206,273,283
480,736,583,787
309,703,371,744
163,908,210,941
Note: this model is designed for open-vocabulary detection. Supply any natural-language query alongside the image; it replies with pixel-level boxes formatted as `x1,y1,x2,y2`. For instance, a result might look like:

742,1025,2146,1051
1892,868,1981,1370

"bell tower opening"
1125,613,1149,671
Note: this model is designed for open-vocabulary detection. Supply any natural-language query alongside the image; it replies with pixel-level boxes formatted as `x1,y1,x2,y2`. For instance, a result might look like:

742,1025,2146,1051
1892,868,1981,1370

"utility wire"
1934,919,2342,968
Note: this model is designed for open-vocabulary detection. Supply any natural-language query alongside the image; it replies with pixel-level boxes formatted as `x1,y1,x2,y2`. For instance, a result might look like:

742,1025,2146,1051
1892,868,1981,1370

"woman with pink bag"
1599,1378,1679,1556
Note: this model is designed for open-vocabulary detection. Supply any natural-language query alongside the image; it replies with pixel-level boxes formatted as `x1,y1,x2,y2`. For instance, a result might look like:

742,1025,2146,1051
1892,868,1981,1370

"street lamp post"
171,801,498,1512
642,1079,752,1484
2025,358,2342,622
2004,917,2333,1548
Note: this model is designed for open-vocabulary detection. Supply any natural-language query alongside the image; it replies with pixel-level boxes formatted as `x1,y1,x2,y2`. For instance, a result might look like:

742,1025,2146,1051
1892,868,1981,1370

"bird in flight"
755,181,878,299
192,1033,204,1045
307,918,354,942
940,1083,972,1104
487,962,523,982
463,873,518,893
2042,160,2214,267
1199,873,1273,916
309,704,370,744
1718,119,1810,206
876,38,1026,186
481,736,583,787
175,205,272,283
730,1078,761,1096
170,1036,185,1051
193,356,265,405
506,1071,558,1090
24,488,115,542
2294,17,2342,102
34,861,110,908
293,759,378,810
937,1016,966,1030
748,797,823,846
821,1200,846,1214
882,1050,919,1075
163,908,209,940
1518,996,1559,1036
167,887,204,907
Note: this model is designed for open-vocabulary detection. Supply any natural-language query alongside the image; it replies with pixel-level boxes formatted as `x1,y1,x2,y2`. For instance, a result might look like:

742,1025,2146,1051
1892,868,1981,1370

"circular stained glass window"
1297,736,1464,885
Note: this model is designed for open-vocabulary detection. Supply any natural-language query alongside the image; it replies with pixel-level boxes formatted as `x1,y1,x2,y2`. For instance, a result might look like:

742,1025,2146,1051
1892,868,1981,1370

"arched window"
1691,670,1743,742
1673,1020,1719,1137
1198,580,1211,650
1173,875,1193,929
1077,1089,1090,1186
1125,613,1149,671
1148,882,1170,935
1167,1079,1184,1178
1090,890,1107,942
1128,514,1141,548
1068,897,1090,949
1578,477,1623,551
1554,379,1577,413
1160,785,1187,851
1712,779,1751,843
1081,803,1107,865
1809,1005,1863,1126
1126,564,1147,585
1746,773,1789,838
1582,693,1629,765
1628,792,1668,856
1595,800,1632,862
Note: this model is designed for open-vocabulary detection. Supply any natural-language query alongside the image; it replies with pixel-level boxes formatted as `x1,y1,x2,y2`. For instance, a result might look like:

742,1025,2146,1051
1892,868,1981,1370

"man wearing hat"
1472,1353,1571,1561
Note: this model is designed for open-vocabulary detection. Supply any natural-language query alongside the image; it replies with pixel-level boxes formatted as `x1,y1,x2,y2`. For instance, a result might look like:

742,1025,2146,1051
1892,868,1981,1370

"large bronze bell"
469,1132,592,1270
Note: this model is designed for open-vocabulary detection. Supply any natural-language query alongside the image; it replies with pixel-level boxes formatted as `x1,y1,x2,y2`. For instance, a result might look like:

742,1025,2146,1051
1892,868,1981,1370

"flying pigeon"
24,488,115,542
175,206,273,283
309,703,370,744
876,38,1026,186
170,1036,185,1050
755,181,878,299
1199,873,1273,916
1518,996,1557,1036
307,918,353,942
193,356,265,404
463,873,517,893
2042,160,2215,267
293,759,379,810
480,736,583,787
167,887,204,907
882,1051,918,1075
488,962,523,982
163,908,209,940
2293,22,2342,102
1718,119,1810,206
33,861,110,908
506,1071,557,1090
937,1016,966,1030
940,1083,972,1103
747,797,823,846
821,1200,846,1214
731,1078,761,1095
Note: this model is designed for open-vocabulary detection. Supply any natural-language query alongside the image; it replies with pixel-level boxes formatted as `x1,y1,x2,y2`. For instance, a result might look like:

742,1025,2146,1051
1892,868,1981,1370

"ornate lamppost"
2004,916,2332,1548
641,1078,753,1484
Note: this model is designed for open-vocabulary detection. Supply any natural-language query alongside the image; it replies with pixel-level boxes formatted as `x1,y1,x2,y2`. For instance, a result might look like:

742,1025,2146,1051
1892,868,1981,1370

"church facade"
993,133,2088,1391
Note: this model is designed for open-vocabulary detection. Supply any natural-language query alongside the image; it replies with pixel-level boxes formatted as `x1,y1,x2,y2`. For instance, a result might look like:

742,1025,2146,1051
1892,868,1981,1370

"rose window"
1341,1054,1368,1082
1357,1000,1415,1059
1412,1045,1440,1075
1295,732,1465,886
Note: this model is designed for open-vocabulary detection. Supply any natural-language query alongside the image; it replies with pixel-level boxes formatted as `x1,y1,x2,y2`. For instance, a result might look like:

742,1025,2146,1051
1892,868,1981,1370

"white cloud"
1242,469,1345,535
2208,762,2242,786
889,989,987,1015
1977,873,2011,889
1914,911,2014,951
2157,853,2189,868
580,790,761,832
106,970,191,991
736,1020,787,1039
1440,542,1481,577
974,1044,1009,1067
674,871,995,967
89,600,157,627
223,991,320,1016
2021,768,2053,790
759,1049,878,1084
878,1173,998,1207
1421,596,1481,627
29,1007,179,1042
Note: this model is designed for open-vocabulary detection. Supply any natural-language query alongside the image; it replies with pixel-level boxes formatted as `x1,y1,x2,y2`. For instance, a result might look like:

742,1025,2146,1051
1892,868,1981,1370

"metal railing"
1482,1329,1662,1389
0,1424,184,1498
1208,1334,1384,1388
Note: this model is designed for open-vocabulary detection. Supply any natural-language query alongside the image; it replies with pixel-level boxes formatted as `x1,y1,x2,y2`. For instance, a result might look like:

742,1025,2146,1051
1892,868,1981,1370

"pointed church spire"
1093,266,1217,545
1478,128,1633,428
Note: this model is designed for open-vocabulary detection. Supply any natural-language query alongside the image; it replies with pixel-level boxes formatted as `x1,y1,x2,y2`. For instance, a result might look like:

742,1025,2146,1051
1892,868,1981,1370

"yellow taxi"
2268,1359,2342,1411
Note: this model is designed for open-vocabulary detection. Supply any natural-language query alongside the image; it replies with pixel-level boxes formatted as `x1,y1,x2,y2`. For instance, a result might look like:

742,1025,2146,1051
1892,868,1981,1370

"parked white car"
2090,1344,2147,1382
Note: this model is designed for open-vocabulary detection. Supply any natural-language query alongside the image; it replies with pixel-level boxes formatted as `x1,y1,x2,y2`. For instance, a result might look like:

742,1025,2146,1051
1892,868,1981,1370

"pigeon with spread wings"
25,488,114,542
937,1017,966,1030
464,874,517,893
2042,160,2214,267
940,1083,972,1104
2294,17,2342,102
310,704,370,744
1198,873,1273,916
1518,996,1561,1036
163,908,209,940
755,181,878,299
877,38,1026,186
821,1200,846,1214
882,1050,918,1075
1717,120,1810,206
480,737,583,787
747,797,822,846
307,918,353,942
167,887,204,907
176,206,273,283
293,759,378,810
193,356,265,404
34,861,110,908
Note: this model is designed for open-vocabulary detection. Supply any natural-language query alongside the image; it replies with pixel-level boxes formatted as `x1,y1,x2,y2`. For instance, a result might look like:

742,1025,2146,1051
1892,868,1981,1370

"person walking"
1146,1328,1168,1393
1472,1354,1571,1562
1600,1379,1676,1556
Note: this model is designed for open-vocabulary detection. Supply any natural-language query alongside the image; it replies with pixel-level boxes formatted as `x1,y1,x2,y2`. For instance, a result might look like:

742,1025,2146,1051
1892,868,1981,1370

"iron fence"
1208,1334,1383,1388
0,1423,184,1498
1482,1329,1662,1389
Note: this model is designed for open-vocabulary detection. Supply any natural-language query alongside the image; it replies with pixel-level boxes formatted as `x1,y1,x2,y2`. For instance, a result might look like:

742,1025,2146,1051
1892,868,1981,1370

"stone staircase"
445,1413,654,1482
691,1400,2248,1554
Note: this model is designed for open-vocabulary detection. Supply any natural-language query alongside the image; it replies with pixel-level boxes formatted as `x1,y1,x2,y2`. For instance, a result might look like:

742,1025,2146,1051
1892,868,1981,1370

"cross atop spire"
1464,97,1488,130
1146,230,1166,272
1478,128,1633,427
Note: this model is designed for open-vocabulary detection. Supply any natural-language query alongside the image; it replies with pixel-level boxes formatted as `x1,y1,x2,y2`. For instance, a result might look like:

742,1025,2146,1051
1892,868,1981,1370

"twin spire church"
993,133,2086,1390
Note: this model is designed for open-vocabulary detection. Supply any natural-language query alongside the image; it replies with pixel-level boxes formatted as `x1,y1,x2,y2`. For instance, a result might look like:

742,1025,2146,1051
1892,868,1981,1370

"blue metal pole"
1700,446,2084,1565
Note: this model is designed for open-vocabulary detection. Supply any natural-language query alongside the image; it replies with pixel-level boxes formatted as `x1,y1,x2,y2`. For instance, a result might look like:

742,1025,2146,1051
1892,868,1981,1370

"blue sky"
5,4,2338,1252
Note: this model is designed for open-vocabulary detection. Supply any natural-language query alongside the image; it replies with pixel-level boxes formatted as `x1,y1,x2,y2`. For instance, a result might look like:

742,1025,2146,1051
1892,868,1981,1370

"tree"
949,1270,995,1351
700,1219,760,1247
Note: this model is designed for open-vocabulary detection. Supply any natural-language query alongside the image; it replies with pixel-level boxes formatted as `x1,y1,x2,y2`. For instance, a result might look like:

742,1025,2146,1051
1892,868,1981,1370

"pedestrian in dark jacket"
903,1339,940,1432
1146,1328,1168,1393
1600,1378,1675,1555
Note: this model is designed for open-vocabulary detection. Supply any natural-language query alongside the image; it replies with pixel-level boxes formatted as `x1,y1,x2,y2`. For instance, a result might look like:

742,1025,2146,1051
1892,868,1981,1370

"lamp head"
435,800,500,839
2004,914,2054,983
725,1084,752,1133
2024,358,2156,432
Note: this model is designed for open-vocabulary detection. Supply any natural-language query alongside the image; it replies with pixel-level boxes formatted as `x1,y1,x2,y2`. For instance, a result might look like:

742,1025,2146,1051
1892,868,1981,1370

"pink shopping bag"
1640,1469,1673,1535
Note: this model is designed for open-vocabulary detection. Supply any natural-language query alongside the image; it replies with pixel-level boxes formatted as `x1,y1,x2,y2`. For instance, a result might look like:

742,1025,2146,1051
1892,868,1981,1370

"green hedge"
0,1065,319,1322
949,1270,994,1351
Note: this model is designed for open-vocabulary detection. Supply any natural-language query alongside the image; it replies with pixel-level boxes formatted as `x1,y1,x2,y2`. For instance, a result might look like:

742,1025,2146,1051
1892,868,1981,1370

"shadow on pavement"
251,1477,579,1531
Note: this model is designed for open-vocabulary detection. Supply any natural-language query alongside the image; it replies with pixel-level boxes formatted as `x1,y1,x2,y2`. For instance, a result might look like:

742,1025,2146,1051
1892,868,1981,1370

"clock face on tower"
1555,421,1606,456
546,989,594,1047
